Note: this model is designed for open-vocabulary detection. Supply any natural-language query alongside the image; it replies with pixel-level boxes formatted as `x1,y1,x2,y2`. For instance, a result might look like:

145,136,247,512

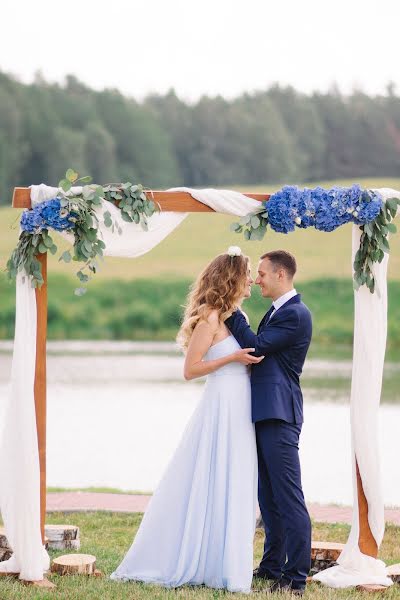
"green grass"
0,513,399,599
1,178,400,282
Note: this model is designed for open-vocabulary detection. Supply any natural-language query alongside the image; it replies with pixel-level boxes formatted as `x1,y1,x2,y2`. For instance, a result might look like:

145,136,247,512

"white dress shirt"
269,288,298,321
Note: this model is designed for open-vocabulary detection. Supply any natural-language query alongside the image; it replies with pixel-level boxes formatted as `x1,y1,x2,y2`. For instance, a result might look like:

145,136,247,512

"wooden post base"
24,578,56,590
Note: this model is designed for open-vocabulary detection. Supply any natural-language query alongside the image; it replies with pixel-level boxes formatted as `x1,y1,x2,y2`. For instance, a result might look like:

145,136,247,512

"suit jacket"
225,294,312,424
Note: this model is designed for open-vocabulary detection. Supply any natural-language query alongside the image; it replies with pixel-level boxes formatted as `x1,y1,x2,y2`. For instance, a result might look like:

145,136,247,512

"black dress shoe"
253,567,278,581
267,579,305,596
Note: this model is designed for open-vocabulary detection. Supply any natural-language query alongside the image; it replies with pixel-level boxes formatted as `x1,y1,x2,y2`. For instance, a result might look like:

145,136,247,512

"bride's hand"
232,348,265,365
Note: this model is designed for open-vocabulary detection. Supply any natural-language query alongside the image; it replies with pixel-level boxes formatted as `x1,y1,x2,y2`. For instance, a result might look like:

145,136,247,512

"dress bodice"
204,335,249,377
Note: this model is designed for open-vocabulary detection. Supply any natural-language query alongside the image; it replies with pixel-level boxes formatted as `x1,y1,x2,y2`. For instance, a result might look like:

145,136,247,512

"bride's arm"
183,313,263,381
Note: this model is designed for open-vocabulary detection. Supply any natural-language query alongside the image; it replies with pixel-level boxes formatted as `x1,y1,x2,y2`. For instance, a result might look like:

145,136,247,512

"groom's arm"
225,309,300,355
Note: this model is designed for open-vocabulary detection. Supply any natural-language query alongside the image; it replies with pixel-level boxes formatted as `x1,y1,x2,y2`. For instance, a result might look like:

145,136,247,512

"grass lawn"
1,513,399,599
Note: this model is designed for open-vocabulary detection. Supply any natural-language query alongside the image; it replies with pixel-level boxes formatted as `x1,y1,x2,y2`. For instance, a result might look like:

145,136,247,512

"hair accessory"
227,246,242,257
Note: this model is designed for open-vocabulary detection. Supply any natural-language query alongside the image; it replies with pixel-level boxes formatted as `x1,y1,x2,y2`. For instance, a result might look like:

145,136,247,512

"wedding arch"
0,178,399,589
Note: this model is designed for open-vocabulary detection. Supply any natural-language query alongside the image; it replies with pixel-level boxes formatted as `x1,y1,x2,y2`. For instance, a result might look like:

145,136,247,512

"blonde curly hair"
177,252,250,350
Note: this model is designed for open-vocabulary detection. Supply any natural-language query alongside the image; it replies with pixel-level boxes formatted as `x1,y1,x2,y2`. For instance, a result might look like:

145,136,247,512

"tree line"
1,71,400,205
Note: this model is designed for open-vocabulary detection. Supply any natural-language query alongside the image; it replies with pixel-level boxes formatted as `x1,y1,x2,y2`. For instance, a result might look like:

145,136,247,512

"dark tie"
257,305,275,333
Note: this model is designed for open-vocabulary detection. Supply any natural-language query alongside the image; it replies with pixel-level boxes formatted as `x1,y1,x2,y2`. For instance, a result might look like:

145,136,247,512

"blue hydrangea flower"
263,184,381,234
314,187,350,232
266,186,302,234
21,198,75,233
352,190,382,224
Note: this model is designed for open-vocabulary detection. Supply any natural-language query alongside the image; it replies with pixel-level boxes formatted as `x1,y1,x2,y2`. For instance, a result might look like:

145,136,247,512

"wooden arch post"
11,186,378,575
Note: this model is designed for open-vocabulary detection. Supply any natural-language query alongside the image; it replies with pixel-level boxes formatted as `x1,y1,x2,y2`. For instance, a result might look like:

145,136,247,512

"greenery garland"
6,169,158,295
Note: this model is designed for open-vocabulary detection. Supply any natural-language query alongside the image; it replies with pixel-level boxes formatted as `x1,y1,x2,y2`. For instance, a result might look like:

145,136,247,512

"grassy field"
1,178,400,282
0,512,399,599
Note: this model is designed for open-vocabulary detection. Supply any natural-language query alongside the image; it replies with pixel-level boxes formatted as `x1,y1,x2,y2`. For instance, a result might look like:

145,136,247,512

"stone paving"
46,492,400,525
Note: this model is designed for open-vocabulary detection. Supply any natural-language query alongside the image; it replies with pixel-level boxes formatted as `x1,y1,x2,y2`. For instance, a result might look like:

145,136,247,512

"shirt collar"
272,288,297,311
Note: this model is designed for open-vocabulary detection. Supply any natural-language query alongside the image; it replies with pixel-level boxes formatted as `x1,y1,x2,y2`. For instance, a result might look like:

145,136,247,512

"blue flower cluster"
21,198,75,233
266,184,382,234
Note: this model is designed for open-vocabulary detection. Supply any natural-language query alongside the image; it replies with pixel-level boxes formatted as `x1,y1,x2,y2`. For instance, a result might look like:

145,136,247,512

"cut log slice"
387,563,400,583
51,554,96,576
356,584,389,593
311,541,345,562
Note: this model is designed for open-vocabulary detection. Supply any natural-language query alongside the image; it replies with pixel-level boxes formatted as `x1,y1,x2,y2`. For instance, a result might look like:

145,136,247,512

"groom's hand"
233,348,265,365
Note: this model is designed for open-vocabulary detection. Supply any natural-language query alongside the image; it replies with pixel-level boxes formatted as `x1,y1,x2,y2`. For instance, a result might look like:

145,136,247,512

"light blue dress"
111,335,258,593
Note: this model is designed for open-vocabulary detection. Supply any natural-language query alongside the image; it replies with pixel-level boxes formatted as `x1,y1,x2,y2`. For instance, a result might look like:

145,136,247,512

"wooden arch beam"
12,187,269,212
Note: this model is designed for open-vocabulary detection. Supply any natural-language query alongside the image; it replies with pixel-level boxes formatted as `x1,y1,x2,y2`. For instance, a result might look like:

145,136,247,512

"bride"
111,247,263,593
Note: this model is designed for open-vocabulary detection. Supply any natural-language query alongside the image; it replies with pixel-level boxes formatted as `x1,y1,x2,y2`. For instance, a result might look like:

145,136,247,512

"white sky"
1,0,400,102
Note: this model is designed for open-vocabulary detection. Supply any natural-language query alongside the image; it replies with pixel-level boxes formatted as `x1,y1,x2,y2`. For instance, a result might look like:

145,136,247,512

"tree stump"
51,554,96,576
356,584,388,593
387,563,400,583
45,525,80,550
310,540,345,575
0,528,12,563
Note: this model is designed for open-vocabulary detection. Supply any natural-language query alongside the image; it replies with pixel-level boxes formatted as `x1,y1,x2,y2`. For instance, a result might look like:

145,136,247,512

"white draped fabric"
0,184,398,585
313,188,400,588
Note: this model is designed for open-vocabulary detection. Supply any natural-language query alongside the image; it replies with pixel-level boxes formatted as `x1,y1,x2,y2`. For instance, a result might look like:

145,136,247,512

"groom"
225,250,312,596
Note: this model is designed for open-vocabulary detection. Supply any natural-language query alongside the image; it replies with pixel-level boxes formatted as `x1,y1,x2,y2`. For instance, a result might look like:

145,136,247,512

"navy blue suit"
225,294,312,590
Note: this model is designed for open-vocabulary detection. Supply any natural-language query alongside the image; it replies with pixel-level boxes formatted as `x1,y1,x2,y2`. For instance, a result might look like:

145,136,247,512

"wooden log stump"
0,548,13,562
310,540,345,575
45,525,80,551
387,563,400,583
356,584,388,593
0,528,10,549
51,554,96,576
0,527,12,562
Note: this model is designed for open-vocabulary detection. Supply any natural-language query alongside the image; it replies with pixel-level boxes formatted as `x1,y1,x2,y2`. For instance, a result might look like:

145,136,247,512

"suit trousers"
255,419,311,589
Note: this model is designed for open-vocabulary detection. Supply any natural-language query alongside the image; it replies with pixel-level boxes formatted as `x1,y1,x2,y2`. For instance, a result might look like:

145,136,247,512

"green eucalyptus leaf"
59,179,72,192
59,250,72,263
74,287,87,296
66,168,78,183
78,175,92,184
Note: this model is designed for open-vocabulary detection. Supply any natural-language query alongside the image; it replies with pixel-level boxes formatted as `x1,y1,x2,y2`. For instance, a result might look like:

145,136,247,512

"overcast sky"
1,0,399,101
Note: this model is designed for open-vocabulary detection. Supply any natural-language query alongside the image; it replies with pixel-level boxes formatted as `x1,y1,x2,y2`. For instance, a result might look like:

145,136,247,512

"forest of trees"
1,71,400,205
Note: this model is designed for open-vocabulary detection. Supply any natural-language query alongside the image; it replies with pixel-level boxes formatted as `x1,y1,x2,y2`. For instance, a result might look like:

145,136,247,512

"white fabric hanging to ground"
0,183,398,585
314,187,400,588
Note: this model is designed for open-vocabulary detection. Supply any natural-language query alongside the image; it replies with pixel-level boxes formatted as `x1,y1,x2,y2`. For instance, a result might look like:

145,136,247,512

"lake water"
0,341,399,506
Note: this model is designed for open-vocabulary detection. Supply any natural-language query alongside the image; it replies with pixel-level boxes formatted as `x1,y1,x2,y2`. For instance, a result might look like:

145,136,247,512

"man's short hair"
260,250,297,279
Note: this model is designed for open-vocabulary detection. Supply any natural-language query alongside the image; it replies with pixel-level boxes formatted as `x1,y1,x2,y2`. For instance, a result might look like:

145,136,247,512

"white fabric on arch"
0,184,260,581
314,187,400,588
